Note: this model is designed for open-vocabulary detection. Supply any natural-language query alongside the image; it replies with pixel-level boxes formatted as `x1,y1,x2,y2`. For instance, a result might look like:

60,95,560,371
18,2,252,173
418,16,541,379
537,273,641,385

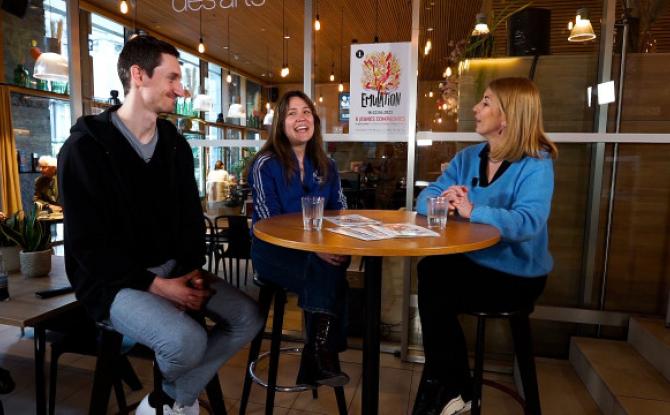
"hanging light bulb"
423,39,432,56
197,9,205,53
281,66,290,78
329,73,335,82
120,0,129,14
428,89,434,98
314,0,321,31
226,71,232,83
338,83,344,92
319,95,323,103
265,102,271,110
446,66,452,77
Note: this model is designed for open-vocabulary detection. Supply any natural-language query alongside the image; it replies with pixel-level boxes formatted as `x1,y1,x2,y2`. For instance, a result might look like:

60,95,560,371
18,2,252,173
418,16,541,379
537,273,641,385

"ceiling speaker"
2,0,29,18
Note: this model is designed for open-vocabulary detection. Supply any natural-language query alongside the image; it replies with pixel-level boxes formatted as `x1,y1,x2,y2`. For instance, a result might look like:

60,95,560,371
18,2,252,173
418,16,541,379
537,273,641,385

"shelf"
2,83,69,100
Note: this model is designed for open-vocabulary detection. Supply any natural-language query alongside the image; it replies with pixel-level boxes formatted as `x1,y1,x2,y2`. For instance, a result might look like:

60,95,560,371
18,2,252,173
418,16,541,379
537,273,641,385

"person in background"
59,35,262,415
412,77,558,415
248,90,350,387
34,155,62,212
206,160,230,203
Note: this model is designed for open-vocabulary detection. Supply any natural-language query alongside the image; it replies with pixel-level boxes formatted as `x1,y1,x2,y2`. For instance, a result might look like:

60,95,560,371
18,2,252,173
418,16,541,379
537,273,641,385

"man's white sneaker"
135,394,156,415
163,399,200,415
440,394,466,415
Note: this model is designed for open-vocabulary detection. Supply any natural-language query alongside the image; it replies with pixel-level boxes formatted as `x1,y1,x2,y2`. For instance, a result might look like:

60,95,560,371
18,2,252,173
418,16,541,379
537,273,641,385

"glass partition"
10,91,70,210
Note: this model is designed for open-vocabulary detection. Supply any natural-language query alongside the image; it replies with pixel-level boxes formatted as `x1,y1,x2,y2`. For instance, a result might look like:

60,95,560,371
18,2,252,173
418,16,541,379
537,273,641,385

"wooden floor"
0,322,602,415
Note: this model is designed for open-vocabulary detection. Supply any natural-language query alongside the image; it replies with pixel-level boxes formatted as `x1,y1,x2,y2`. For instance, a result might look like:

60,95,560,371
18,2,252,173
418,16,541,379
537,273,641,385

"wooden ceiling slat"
81,0,670,86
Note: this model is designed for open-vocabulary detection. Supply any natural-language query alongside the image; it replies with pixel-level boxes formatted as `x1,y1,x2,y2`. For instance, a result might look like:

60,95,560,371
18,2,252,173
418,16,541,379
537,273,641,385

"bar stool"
239,275,348,415
89,319,227,415
468,309,540,415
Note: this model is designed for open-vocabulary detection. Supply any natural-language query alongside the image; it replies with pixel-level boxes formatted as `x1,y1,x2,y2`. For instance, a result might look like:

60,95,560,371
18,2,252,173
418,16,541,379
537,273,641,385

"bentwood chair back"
215,215,252,287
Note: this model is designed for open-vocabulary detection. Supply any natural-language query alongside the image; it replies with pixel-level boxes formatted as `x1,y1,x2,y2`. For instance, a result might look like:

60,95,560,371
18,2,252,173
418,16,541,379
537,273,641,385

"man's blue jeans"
109,278,263,406
251,237,349,348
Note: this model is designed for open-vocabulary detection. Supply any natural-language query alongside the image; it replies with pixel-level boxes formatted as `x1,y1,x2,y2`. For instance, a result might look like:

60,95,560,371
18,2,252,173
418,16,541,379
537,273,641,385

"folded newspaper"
327,223,440,241
323,214,381,227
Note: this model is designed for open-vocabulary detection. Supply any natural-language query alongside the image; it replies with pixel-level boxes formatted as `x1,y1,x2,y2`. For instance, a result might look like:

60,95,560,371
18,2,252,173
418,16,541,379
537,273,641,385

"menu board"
349,42,411,139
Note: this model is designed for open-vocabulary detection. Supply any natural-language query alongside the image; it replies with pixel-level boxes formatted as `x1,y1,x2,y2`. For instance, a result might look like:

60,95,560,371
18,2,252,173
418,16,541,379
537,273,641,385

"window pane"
90,13,125,101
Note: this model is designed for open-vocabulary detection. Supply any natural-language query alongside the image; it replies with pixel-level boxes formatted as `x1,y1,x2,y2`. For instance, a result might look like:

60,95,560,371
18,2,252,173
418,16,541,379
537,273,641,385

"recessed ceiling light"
283,35,291,39
427,27,434,32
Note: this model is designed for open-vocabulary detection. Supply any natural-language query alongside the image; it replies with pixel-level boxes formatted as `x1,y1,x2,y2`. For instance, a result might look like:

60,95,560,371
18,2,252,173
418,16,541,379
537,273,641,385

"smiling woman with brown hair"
248,90,351,387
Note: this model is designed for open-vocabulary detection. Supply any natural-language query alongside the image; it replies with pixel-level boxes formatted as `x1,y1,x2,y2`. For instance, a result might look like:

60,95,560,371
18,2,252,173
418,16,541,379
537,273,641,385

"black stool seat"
466,308,540,415
240,274,348,415
89,319,227,415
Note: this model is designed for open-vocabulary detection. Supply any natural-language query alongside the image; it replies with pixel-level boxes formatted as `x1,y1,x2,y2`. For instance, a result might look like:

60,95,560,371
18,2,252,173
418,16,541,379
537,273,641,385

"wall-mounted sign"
349,42,411,139
172,0,266,13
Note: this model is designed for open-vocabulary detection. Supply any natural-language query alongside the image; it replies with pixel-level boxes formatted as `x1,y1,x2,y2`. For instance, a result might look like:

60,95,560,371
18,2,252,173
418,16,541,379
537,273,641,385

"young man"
58,35,263,415
34,155,62,212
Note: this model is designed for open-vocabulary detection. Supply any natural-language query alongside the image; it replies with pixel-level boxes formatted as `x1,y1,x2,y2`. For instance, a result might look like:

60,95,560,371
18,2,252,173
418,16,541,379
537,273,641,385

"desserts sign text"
172,0,266,12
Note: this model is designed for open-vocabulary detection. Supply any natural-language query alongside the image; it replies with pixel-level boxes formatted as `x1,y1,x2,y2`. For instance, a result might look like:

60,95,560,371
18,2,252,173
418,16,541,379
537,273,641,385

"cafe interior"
0,0,669,414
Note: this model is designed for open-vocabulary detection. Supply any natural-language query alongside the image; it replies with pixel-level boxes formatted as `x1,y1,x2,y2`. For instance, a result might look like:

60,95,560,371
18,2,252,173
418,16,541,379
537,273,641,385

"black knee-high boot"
296,312,350,387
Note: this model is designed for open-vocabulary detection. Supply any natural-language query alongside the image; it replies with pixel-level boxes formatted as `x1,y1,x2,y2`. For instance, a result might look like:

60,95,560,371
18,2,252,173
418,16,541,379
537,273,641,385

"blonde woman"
412,78,558,415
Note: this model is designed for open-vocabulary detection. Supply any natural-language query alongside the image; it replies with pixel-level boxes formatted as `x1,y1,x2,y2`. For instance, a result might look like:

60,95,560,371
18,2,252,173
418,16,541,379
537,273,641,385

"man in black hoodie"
58,35,262,415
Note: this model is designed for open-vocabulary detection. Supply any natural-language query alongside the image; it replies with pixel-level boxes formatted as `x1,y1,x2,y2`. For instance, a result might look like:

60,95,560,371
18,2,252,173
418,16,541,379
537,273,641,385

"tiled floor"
0,322,602,415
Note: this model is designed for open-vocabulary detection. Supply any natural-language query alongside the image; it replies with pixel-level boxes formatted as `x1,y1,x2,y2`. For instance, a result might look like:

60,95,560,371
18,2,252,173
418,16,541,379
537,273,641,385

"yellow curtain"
0,86,23,214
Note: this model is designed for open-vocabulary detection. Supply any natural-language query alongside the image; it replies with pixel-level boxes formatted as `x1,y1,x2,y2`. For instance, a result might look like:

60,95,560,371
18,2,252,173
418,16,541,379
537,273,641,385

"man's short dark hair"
117,35,180,95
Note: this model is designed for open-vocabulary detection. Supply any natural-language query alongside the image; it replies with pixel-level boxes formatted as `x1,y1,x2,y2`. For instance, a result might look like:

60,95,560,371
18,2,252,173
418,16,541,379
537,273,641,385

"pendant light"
280,0,289,77
226,14,232,83
472,13,489,36
119,0,129,14
568,8,596,42
329,61,335,82
197,9,205,53
338,8,344,92
314,0,321,31
34,0,68,82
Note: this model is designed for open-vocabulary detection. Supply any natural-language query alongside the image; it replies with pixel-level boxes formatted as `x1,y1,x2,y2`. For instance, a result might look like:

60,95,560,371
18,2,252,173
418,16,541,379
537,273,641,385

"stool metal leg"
510,315,540,415
265,290,287,414
240,285,274,415
89,329,123,415
204,374,227,415
472,317,486,415
334,386,348,414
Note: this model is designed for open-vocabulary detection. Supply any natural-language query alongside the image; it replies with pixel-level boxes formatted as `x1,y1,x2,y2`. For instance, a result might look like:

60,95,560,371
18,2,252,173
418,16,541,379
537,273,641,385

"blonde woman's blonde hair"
487,77,558,162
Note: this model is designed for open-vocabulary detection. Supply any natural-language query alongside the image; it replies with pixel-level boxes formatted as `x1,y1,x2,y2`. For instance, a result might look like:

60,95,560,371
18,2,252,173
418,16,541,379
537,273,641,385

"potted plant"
0,212,22,272
0,210,51,278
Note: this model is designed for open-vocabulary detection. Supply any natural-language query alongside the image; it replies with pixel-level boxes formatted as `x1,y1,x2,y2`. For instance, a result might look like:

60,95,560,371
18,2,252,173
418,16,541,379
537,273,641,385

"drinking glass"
301,196,325,231
427,197,448,229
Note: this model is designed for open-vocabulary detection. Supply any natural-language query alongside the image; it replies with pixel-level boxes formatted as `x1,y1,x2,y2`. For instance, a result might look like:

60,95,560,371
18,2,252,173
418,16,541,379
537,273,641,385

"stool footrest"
249,347,316,392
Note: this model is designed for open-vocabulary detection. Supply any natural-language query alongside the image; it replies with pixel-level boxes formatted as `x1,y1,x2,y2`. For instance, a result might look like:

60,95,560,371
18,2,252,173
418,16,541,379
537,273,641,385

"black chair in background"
204,215,228,274
214,215,251,287
339,171,362,208
0,366,15,415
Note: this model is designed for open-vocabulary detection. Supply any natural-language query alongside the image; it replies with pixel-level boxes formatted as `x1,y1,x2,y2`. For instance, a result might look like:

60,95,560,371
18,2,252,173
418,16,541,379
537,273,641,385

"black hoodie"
58,106,205,321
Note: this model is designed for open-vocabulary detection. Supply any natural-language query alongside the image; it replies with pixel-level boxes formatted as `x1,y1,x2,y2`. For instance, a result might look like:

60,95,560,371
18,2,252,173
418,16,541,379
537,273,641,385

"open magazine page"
383,223,440,237
324,214,380,227
327,225,396,241
327,223,439,241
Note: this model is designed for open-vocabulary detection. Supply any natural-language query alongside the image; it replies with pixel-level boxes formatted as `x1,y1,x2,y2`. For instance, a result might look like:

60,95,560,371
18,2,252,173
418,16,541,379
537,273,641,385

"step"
628,316,670,382
570,337,670,414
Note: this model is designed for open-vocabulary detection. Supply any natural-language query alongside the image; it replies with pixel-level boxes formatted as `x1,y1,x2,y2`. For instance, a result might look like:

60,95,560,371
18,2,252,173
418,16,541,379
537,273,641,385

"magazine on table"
327,223,440,241
323,214,381,227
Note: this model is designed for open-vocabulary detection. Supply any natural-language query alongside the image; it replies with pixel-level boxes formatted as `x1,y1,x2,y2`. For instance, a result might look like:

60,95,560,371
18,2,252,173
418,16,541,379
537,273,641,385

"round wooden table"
253,210,500,415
